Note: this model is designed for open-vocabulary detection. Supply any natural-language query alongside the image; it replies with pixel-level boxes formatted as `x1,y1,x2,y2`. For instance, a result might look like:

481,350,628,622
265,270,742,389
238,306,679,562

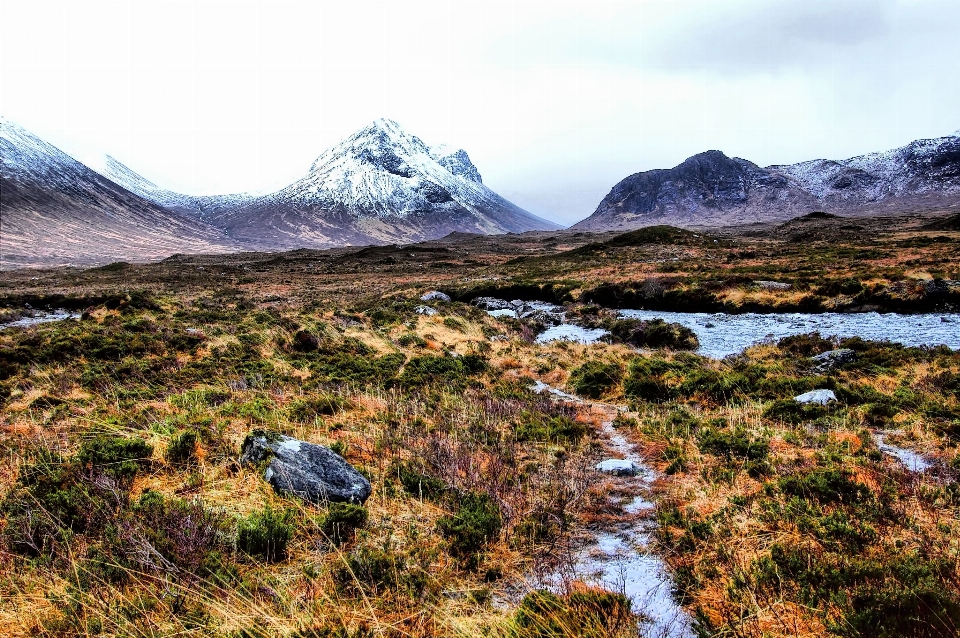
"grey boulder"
811,348,856,372
420,291,451,302
794,389,837,405
472,296,514,311
241,432,371,505
415,305,438,316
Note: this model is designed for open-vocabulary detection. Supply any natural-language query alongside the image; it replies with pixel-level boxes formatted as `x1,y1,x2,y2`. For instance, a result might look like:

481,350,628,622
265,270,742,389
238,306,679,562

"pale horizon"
2,0,958,225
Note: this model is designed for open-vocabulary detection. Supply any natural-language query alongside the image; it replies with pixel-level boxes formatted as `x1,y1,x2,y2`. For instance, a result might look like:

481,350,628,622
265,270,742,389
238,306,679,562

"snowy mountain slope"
203,118,561,249
0,118,241,268
573,131,960,231
770,132,960,207
82,153,255,218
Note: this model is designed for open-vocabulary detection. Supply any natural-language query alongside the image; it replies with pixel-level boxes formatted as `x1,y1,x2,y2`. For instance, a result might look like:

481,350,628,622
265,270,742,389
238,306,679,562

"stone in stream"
595,459,641,476
794,389,837,405
420,291,451,302
472,296,514,311
240,432,372,505
811,348,856,372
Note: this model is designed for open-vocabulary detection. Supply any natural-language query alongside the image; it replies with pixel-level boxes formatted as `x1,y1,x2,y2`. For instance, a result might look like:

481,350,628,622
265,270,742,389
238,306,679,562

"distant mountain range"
572,131,960,230
2,118,958,268
0,118,558,267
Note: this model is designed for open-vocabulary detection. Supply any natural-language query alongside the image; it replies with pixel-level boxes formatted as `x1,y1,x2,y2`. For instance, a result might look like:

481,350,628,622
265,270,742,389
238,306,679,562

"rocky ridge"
574,131,960,231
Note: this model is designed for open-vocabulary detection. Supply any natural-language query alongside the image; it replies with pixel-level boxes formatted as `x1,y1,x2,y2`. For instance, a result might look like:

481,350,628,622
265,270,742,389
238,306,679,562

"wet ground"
530,382,696,638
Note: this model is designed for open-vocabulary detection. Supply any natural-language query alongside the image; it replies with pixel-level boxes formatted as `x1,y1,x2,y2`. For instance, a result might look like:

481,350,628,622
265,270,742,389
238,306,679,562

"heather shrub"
237,506,294,562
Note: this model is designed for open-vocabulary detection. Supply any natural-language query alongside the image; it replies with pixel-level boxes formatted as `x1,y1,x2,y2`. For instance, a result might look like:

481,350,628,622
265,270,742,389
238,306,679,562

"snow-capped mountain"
198,118,560,249
0,118,240,268
573,131,960,231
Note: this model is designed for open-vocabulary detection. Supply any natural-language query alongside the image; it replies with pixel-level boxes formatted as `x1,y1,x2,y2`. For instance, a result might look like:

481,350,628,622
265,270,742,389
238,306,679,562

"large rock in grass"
240,432,371,505
794,389,836,405
811,348,856,372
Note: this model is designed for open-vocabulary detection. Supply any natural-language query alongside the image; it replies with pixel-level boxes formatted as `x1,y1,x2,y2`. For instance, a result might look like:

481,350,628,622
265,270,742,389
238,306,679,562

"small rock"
472,297,514,311
420,291,451,302
755,280,792,291
489,334,508,342
811,348,855,372
595,459,641,476
520,309,563,326
414,305,438,316
240,432,372,505
794,389,836,405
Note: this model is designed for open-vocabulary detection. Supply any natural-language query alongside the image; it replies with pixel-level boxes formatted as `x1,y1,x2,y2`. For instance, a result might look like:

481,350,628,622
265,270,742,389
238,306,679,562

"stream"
530,381,696,637
617,309,960,359
485,301,960,358
0,310,81,330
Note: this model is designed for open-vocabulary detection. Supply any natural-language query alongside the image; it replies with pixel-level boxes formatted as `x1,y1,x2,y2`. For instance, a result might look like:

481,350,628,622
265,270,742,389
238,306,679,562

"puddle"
530,382,695,637
618,310,960,359
874,433,934,473
0,310,81,330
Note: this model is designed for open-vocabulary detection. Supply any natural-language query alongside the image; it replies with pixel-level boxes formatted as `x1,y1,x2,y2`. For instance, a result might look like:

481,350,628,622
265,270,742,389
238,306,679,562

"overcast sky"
2,0,958,226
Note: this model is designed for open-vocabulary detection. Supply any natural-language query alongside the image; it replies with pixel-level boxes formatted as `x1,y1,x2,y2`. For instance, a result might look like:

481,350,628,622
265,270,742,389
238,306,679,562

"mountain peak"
368,117,405,133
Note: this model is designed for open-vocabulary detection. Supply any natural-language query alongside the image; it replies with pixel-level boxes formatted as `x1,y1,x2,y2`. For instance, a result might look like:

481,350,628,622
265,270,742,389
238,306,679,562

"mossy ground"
1,215,958,637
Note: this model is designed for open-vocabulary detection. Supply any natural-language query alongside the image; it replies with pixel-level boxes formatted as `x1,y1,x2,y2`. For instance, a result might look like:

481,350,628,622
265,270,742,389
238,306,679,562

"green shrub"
778,469,870,505
762,399,828,424
760,544,960,637
777,332,835,357
437,492,502,561
514,411,587,444
697,427,769,461
76,435,153,482
311,352,404,385
333,548,404,595
320,503,368,546
569,361,622,399
368,308,400,327
237,507,294,562
166,430,198,465
288,394,349,421
1,452,96,553
443,317,467,332
398,354,487,388
623,356,686,403
606,318,699,350
511,589,633,638
396,333,427,348
396,462,447,500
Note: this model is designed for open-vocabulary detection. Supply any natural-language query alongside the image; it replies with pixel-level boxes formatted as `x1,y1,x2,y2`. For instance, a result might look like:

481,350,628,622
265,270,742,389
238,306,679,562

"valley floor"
0,211,958,637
